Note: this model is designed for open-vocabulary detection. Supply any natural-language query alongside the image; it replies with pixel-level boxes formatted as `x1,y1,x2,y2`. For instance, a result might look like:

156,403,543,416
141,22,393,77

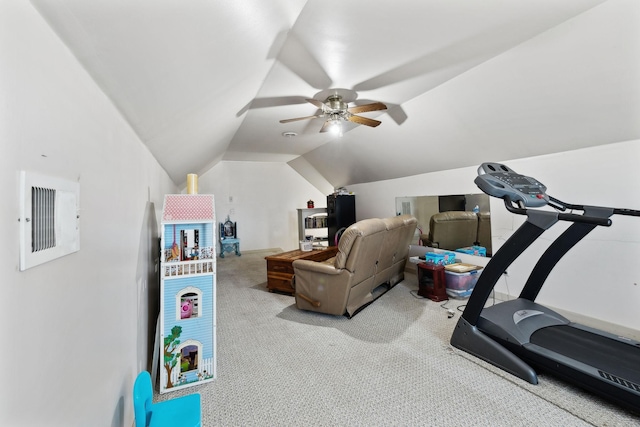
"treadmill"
450,162,640,413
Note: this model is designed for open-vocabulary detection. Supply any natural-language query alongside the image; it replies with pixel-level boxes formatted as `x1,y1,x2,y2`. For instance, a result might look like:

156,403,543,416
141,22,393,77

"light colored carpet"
155,250,640,426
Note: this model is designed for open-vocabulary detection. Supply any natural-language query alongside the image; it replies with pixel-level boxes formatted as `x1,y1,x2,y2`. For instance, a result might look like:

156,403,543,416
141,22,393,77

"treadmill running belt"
530,325,640,384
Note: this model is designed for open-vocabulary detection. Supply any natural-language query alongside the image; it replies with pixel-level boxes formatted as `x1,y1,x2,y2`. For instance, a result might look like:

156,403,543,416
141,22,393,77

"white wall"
196,161,328,252
0,2,176,426
350,140,640,332
196,145,640,334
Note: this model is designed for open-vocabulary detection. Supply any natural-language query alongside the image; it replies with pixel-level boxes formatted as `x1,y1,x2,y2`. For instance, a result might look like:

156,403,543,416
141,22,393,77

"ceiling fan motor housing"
326,95,347,112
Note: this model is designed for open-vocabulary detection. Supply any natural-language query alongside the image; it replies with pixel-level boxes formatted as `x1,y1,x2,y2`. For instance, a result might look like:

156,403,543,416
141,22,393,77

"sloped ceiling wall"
30,0,639,188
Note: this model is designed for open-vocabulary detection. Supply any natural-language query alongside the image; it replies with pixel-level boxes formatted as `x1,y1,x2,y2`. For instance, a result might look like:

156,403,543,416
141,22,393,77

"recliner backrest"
476,211,491,251
334,218,387,283
429,211,478,250
378,215,416,281
396,215,418,261
379,216,405,263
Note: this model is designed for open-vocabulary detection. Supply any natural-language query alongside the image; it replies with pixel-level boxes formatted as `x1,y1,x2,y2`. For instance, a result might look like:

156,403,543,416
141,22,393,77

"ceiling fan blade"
319,120,333,133
237,96,309,117
306,98,326,110
279,114,325,124
269,31,332,90
347,115,382,127
347,102,387,114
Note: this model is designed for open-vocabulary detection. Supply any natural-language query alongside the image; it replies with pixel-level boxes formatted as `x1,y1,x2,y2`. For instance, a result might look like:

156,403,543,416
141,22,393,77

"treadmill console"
474,162,548,207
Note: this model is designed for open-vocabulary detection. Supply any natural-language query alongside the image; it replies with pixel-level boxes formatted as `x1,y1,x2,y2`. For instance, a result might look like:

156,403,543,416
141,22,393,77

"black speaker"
327,194,356,246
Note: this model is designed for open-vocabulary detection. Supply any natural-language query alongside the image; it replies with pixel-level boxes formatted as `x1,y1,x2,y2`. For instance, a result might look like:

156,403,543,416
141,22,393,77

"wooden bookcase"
297,207,328,247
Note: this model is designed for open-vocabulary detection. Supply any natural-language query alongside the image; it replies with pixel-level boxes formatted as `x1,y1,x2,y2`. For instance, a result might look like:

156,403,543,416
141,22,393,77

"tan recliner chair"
476,211,491,255
421,211,478,250
377,215,417,286
292,215,416,317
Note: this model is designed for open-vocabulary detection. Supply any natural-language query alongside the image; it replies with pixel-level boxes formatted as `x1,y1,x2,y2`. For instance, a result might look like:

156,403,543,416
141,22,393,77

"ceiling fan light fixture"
329,119,343,137
282,131,298,138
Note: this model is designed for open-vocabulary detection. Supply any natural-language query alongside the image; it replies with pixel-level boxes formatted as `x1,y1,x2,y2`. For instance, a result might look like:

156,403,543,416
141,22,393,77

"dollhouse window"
174,339,204,386
176,287,202,320
179,343,200,373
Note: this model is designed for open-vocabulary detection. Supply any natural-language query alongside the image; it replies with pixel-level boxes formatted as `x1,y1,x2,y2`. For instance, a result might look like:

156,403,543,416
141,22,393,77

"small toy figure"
180,298,193,319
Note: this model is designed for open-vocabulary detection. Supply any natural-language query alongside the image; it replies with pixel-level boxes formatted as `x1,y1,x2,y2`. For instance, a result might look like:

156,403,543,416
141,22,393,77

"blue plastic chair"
133,371,201,427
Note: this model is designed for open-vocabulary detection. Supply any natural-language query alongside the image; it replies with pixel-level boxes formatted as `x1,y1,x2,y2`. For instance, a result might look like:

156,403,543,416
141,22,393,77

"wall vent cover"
19,171,80,271
31,186,56,252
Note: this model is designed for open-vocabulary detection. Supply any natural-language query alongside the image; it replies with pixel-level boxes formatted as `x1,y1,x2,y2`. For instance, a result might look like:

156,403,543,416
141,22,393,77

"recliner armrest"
293,260,352,316
297,292,321,307
292,259,342,275
420,233,435,247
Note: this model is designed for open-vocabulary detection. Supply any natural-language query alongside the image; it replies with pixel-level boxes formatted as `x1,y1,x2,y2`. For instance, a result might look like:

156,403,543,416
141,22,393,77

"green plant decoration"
163,325,182,388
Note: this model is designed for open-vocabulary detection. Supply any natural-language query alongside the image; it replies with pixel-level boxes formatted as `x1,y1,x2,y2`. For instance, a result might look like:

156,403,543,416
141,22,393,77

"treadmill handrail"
549,195,640,217
519,207,614,302
503,198,612,227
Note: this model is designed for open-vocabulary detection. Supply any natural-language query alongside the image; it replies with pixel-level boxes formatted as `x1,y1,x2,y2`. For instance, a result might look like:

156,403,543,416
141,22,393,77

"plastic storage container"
455,246,487,257
445,269,482,298
445,288,475,299
425,251,457,266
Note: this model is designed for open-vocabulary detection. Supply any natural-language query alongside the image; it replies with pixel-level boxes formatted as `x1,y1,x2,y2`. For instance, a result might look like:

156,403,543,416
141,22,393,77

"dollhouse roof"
162,194,214,222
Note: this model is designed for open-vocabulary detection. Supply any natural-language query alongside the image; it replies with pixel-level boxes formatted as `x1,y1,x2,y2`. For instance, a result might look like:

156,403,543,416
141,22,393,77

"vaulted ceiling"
31,0,640,189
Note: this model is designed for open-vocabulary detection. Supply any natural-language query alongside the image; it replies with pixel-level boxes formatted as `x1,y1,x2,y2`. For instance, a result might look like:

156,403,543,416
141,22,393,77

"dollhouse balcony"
163,259,215,278
162,245,215,278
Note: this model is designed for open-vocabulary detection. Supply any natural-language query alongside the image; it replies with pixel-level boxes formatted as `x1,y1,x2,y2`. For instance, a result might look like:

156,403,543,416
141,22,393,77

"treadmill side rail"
451,317,538,385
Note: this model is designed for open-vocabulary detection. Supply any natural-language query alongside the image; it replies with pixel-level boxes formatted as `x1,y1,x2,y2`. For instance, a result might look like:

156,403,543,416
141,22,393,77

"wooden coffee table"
265,246,338,295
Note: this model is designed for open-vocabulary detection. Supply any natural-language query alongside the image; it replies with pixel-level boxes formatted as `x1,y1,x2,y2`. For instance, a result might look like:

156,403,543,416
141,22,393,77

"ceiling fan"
279,88,387,134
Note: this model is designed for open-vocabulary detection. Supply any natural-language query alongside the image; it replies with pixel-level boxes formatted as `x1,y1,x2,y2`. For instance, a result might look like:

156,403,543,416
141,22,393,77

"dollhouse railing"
162,258,215,278
162,245,215,278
